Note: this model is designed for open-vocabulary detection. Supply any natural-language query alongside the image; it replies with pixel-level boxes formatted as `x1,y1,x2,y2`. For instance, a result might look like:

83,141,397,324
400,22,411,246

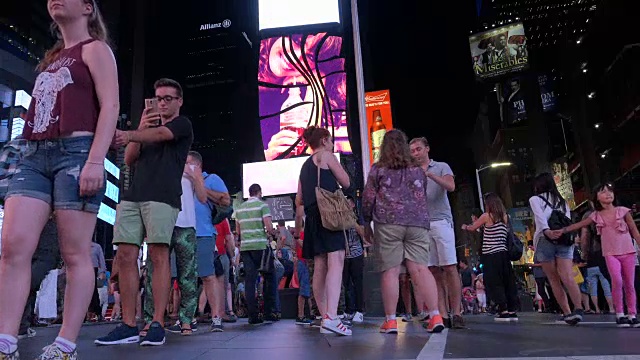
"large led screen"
259,33,351,161
258,0,340,31
243,153,340,198
470,23,529,80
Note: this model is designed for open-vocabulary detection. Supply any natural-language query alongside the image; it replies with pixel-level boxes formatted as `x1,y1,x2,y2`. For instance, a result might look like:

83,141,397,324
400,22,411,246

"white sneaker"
321,317,352,336
352,312,364,323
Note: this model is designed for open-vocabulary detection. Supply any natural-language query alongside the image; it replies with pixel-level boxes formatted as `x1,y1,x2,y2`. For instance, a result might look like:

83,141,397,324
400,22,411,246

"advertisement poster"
508,207,535,263
538,74,557,113
470,23,529,80
499,76,527,126
553,162,576,209
365,90,393,164
258,33,351,161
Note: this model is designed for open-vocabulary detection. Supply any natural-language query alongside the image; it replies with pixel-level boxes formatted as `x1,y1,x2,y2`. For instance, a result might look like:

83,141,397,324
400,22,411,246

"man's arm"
263,216,273,233
235,221,241,249
98,246,107,276
426,172,455,192
191,174,207,204
124,143,142,166
206,189,230,206
127,127,175,144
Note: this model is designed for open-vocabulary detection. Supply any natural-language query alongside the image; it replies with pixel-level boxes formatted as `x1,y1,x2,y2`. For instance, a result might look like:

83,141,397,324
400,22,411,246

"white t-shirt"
529,192,571,246
175,175,196,229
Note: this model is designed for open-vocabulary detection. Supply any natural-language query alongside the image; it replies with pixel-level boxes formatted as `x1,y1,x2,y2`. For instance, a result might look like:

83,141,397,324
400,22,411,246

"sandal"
180,327,193,336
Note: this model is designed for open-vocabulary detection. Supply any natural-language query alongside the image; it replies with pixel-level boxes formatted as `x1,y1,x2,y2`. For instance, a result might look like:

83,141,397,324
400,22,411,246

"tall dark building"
470,0,602,209
142,0,259,192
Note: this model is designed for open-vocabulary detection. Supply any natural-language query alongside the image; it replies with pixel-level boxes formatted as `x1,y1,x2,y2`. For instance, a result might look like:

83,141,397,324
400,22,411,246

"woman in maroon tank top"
0,0,119,358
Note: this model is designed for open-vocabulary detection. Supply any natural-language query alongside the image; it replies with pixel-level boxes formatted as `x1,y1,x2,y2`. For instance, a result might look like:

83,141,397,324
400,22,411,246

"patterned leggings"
145,227,198,325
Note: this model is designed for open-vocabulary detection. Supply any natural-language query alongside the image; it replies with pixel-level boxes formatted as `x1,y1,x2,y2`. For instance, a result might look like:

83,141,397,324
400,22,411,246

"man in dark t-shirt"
96,78,193,347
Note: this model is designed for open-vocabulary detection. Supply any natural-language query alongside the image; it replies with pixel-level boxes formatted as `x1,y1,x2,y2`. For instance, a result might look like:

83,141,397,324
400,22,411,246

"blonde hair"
37,0,109,72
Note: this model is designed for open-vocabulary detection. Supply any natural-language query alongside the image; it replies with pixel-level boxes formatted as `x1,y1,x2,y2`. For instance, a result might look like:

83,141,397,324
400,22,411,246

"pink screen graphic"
259,33,351,161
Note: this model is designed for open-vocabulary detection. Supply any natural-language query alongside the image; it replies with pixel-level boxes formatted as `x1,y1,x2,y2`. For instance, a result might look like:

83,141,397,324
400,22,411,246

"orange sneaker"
379,319,398,334
424,315,445,333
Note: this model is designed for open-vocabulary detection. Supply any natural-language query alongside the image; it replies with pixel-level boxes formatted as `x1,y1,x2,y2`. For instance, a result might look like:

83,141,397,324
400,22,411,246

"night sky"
359,0,480,184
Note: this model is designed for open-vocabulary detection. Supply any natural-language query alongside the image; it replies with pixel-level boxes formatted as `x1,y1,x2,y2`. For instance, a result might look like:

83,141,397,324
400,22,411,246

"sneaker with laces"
379,319,398,334
352,312,364,323
424,315,445,333
295,317,312,325
416,312,429,322
495,312,512,322
166,321,183,334
210,317,224,332
94,323,140,345
322,317,352,336
36,343,77,360
564,309,584,326
140,321,165,346
629,317,640,328
616,317,632,328
17,328,36,340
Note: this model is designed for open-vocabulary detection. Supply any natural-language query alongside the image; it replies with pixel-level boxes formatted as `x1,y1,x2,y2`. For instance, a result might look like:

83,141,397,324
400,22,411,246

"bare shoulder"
82,40,115,61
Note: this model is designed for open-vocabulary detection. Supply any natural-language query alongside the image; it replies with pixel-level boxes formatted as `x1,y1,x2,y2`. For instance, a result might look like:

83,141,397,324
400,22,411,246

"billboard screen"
259,33,351,161
470,23,528,80
499,76,527,126
258,0,340,31
365,90,393,164
243,153,340,198
265,196,295,221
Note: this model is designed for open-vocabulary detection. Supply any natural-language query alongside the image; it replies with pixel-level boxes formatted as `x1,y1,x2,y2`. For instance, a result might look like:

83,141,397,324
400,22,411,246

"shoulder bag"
537,195,573,246
506,216,524,261
313,153,357,232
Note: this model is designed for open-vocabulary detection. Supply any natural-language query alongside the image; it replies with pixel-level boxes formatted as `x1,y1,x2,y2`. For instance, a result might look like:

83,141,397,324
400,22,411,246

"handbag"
538,196,573,246
506,217,524,261
258,245,275,274
313,153,357,232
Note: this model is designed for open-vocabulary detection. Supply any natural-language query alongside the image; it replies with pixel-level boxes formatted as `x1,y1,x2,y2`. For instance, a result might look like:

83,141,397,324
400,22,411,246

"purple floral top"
362,165,430,229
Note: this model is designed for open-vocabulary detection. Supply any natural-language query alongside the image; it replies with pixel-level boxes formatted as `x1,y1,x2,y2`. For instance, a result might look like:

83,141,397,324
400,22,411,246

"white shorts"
427,220,457,267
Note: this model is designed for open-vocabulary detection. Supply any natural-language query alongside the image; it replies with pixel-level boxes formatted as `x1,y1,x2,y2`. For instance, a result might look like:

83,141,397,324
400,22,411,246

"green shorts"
113,201,179,247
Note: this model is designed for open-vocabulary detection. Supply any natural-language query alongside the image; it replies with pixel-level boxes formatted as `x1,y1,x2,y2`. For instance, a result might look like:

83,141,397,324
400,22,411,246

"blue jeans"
273,263,284,313
6,136,104,212
585,266,612,298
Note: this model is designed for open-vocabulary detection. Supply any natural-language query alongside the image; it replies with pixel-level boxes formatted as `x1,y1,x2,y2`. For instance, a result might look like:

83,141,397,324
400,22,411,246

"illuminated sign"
200,19,231,31
105,181,119,202
258,0,340,30
11,118,24,140
104,158,120,179
97,203,116,225
470,23,529,80
14,90,32,109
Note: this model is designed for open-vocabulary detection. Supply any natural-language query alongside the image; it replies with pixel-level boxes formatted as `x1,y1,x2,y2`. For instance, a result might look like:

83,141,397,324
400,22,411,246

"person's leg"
618,254,637,316
597,270,614,313
483,254,508,313
405,261,439,317
535,277,551,309
342,258,353,315
143,260,155,325
443,264,463,316
87,268,102,319
555,258,583,312
352,255,365,314
586,268,600,313
312,255,328,317
148,244,171,325
501,253,519,313
541,261,571,315
325,250,346,319
241,251,259,320
174,228,198,329
116,245,143,327
198,288,207,316
381,266,402,317
605,255,624,315
0,197,51,338
430,220,461,317
55,209,100,342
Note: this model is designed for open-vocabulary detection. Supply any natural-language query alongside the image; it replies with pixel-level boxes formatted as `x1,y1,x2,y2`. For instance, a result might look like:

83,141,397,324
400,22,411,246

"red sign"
365,90,393,164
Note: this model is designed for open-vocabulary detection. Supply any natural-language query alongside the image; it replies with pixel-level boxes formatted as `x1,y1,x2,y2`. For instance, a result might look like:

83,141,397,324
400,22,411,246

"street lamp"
475,162,513,212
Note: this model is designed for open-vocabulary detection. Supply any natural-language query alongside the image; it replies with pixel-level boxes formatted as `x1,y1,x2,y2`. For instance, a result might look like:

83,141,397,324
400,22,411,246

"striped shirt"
236,197,271,251
482,222,508,255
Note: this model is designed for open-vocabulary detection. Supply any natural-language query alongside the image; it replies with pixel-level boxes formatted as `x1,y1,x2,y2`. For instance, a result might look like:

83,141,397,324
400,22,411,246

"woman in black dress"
294,126,352,336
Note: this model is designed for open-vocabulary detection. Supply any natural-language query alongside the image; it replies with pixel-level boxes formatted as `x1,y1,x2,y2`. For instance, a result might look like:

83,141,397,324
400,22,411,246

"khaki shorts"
374,223,430,272
113,201,179,247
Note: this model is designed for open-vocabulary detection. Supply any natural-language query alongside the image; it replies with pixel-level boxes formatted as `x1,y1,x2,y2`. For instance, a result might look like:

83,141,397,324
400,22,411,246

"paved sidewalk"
17,313,640,360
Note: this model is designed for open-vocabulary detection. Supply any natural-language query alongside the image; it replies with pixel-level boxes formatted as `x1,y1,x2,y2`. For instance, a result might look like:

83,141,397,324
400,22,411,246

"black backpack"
505,216,524,261
538,195,573,246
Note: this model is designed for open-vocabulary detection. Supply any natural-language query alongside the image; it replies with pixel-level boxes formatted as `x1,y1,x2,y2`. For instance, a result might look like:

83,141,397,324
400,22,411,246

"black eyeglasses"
156,95,180,103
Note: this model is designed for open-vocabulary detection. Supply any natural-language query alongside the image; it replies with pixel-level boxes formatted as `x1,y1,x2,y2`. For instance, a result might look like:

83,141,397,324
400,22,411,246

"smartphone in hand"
144,98,161,126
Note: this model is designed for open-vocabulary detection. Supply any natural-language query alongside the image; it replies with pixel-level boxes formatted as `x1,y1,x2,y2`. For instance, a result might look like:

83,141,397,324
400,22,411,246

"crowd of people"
0,1,639,359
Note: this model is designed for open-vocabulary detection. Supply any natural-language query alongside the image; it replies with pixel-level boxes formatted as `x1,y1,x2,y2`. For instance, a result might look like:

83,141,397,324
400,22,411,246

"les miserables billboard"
470,23,529,80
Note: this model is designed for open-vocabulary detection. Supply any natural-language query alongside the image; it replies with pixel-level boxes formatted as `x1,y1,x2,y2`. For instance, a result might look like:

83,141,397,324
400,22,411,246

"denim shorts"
6,136,104,213
535,236,574,263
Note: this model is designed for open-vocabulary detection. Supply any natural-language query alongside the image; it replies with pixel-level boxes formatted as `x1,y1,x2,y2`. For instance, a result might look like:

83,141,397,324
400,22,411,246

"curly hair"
376,129,416,169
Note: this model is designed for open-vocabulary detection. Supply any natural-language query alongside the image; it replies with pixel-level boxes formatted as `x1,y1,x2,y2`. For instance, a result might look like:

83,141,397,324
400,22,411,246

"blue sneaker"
140,321,165,346
94,324,140,346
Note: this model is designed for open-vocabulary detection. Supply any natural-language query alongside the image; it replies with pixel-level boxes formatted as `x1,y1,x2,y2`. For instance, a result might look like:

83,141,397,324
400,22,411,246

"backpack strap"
537,195,558,210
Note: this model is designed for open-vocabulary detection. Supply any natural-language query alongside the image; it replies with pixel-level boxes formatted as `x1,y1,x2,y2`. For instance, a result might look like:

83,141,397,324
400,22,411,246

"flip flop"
181,327,193,336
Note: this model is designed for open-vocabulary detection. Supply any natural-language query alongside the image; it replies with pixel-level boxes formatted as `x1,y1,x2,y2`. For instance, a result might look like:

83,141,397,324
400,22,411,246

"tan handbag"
314,153,357,232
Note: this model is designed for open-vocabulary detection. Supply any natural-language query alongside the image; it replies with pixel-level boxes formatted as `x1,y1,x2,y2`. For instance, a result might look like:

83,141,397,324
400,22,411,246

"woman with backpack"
462,193,519,321
529,173,584,325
